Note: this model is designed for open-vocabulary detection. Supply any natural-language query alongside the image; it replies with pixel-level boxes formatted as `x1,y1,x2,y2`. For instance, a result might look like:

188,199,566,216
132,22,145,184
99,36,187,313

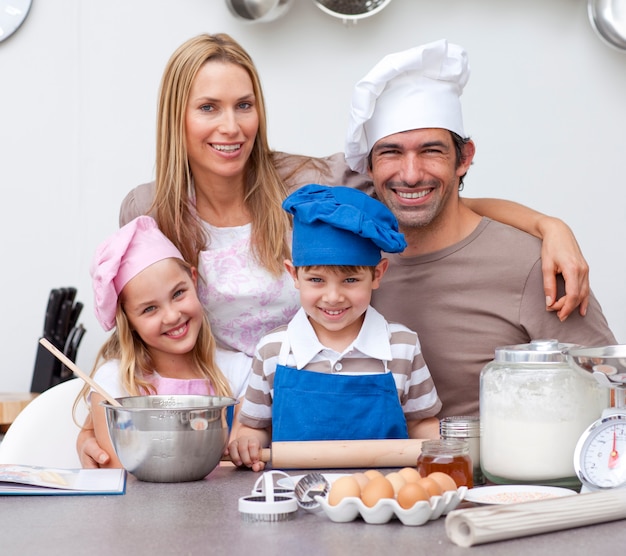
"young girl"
76,215,249,468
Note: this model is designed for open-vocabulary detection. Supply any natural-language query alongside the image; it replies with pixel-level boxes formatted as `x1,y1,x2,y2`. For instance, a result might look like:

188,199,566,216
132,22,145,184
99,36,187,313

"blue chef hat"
282,184,407,267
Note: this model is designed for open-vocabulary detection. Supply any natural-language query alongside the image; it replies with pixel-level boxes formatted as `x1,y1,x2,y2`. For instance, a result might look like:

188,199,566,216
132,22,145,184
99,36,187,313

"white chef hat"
345,39,470,174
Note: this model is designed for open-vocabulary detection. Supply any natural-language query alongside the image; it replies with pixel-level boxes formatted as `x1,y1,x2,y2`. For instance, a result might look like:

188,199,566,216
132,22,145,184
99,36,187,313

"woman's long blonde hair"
152,33,290,275
75,260,232,419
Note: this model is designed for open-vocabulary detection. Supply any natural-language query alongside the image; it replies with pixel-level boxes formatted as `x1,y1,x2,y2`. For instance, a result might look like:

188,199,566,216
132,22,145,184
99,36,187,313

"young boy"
228,184,441,471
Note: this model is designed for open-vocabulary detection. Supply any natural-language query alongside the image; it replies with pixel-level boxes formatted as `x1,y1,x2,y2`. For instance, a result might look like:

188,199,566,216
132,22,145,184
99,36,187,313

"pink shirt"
91,360,212,399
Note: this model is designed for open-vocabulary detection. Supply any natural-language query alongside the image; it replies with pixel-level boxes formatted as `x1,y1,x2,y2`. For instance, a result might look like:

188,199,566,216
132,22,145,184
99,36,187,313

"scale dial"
574,413,626,490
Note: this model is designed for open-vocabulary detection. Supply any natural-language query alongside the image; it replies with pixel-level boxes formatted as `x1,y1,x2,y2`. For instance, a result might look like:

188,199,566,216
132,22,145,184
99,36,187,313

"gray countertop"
0,463,622,555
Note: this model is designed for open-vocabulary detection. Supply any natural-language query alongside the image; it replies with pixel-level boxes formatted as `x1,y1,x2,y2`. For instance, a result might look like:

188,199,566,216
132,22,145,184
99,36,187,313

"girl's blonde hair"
74,260,232,420
152,32,290,275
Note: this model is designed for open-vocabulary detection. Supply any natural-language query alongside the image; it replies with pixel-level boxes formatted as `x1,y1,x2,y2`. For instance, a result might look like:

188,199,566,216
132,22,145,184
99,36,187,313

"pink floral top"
197,222,300,357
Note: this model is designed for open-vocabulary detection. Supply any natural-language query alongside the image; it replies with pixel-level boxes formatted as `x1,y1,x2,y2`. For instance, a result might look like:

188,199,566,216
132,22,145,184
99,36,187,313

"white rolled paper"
445,489,626,547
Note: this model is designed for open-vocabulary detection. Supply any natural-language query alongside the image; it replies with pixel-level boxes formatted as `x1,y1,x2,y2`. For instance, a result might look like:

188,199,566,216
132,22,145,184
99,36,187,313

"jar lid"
421,438,469,455
440,416,480,437
493,339,578,363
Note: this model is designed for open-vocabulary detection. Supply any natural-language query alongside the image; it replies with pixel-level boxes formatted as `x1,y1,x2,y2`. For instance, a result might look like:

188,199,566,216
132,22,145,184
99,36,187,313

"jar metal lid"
421,438,469,455
440,416,480,437
493,339,578,363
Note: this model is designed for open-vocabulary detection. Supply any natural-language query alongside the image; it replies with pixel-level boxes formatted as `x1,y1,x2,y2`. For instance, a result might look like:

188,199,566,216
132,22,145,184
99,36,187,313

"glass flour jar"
479,339,608,488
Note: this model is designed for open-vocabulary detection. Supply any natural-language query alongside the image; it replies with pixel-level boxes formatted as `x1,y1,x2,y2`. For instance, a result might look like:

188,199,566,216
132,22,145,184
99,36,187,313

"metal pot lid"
493,339,578,363
588,0,626,51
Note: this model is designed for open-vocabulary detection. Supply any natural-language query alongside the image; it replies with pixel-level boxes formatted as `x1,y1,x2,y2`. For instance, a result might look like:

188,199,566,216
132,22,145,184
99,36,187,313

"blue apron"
271,338,409,442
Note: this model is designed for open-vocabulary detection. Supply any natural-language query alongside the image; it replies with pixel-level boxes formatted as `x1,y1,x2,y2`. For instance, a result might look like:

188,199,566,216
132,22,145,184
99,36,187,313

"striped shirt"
239,306,441,430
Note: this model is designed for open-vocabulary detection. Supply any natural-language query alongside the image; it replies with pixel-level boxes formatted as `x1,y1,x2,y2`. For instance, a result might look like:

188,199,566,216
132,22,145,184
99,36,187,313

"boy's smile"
286,260,388,351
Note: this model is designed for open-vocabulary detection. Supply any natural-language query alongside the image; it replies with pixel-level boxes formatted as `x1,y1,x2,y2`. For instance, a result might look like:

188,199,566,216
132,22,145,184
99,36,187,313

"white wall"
1,0,624,391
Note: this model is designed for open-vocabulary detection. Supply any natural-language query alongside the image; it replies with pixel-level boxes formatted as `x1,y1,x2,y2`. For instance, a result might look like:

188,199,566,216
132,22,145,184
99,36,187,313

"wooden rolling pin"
233,439,425,469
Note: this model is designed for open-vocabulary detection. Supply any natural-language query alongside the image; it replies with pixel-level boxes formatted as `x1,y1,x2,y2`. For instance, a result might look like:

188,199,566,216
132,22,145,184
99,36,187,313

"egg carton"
314,487,467,526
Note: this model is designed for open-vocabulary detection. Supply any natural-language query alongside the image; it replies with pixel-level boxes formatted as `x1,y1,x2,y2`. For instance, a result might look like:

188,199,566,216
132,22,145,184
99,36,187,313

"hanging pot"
588,0,626,51
226,0,293,23
313,0,393,25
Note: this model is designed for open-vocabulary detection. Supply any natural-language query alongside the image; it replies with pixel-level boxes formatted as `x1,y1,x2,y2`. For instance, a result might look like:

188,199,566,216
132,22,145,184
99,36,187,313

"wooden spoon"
39,338,121,407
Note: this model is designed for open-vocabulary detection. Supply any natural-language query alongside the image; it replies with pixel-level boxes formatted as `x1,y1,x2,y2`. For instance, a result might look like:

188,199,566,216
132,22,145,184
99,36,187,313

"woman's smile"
185,61,259,183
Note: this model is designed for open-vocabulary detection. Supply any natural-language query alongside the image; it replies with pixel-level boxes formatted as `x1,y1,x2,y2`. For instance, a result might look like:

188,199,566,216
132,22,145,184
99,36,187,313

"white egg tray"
314,486,467,526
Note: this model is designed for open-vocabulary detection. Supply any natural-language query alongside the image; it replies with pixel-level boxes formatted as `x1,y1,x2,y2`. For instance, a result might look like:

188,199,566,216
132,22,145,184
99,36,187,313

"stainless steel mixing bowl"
101,395,237,483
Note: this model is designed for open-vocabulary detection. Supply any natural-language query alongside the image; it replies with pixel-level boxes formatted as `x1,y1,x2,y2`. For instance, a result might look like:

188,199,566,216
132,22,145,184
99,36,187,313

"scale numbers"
574,413,626,490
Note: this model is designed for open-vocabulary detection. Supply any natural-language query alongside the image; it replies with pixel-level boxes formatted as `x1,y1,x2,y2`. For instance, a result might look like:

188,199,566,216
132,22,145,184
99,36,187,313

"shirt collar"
286,306,392,368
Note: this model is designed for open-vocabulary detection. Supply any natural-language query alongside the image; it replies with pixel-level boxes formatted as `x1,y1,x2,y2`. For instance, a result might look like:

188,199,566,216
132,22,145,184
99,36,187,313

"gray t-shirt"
372,218,616,419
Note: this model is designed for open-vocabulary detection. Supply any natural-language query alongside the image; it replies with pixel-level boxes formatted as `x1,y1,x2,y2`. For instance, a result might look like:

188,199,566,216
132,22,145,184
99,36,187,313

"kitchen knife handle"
43,288,61,339
55,299,74,348
68,301,83,331
64,324,85,361
66,287,77,305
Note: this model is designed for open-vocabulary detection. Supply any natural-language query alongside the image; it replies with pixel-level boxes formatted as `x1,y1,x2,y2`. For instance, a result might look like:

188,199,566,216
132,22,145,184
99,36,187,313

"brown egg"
328,475,362,506
418,476,443,497
384,472,406,496
397,466,422,484
361,476,395,507
363,469,384,480
427,472,458,493
396,482,430,509
352,472,370,493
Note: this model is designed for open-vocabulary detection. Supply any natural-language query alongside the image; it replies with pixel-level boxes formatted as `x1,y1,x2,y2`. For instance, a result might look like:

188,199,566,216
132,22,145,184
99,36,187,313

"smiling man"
344,39,616,418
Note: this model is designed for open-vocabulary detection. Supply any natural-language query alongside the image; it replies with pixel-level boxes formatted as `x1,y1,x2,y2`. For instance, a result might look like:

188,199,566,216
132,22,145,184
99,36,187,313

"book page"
0,464,126,495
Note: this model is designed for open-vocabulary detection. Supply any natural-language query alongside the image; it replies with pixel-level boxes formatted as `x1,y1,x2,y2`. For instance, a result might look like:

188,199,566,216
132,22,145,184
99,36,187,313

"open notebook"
0,464,126,495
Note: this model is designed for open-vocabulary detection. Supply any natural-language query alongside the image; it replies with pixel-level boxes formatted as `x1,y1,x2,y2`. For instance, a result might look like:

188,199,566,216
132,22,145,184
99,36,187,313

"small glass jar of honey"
440,416,484,485
417,439,473,488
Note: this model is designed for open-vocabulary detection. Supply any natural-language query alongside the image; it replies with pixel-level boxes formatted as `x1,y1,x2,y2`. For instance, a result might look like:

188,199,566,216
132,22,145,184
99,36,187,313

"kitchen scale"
567,346,626,492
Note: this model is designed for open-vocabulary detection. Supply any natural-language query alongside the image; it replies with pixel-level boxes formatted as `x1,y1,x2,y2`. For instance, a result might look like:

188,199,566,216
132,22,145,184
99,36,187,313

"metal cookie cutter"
294,472,330,512
238,471,298,522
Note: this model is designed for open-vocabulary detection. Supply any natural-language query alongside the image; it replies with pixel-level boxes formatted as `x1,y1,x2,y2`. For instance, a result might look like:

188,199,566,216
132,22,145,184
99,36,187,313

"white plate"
464,484,577,505
276,473,348,489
